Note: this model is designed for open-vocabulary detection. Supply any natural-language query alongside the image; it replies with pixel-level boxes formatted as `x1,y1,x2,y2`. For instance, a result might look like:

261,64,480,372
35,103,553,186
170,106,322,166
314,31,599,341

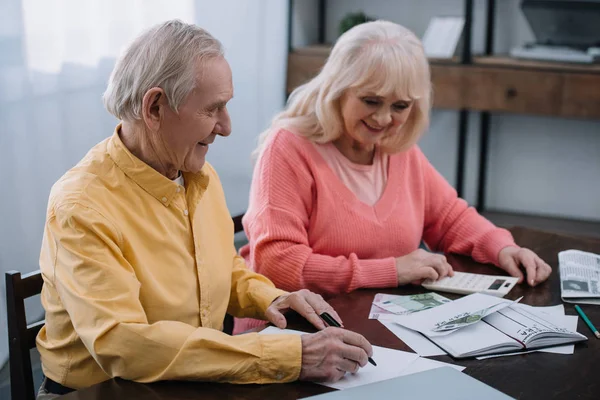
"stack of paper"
370,293,584,359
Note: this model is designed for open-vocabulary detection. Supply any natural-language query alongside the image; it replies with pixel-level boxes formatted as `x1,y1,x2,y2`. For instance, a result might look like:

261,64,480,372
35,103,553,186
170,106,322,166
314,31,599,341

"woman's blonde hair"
254,20,431,158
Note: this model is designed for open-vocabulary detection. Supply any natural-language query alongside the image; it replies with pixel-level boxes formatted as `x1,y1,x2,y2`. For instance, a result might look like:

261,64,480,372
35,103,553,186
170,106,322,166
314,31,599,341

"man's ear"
141,87,165,132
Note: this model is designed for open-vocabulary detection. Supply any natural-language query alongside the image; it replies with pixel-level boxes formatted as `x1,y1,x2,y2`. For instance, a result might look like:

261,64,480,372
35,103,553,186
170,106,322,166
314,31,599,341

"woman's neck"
332,136,375,165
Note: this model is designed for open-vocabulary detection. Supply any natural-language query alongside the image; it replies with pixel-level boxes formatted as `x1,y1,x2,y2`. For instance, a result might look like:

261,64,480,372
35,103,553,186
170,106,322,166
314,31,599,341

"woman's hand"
498,246,552,286
395,249,454,286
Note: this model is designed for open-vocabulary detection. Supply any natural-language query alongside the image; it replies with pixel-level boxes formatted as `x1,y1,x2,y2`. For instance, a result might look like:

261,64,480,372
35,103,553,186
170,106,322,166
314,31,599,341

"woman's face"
339,88,413,148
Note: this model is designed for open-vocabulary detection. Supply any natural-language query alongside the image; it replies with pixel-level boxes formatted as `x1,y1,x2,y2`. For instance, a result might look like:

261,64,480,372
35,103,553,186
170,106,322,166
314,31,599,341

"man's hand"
299,327,372,382
265,289,343,330
498,246,552,287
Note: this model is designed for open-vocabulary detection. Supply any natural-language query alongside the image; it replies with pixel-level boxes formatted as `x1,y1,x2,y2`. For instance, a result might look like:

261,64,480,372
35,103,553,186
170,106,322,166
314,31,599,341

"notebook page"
483,306,577,345
476,315,579,359
431,320,520,357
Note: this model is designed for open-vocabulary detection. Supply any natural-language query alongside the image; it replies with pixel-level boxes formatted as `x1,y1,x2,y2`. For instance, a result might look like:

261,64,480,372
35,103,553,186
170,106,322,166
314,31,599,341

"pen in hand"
319,312,377,366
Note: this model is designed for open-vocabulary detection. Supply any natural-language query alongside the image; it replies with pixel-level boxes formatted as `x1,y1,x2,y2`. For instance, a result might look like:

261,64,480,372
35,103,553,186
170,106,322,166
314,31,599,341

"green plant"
339,11,374,35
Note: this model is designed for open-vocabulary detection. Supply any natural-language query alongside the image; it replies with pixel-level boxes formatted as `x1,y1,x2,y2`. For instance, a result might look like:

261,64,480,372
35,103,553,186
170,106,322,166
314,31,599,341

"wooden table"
59,227,600,400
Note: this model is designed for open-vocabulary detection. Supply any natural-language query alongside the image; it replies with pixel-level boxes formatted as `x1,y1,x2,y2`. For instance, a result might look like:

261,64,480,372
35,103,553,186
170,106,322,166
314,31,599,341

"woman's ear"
141,87,165,132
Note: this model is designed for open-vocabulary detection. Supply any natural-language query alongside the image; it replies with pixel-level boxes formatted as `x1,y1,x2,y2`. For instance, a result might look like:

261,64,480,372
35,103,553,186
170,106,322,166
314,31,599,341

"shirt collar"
107,124,210,206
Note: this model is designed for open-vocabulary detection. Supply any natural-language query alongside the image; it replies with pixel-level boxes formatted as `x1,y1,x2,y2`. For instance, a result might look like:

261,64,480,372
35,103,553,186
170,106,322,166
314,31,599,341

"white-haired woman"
239,20,551,304
35,20,373,398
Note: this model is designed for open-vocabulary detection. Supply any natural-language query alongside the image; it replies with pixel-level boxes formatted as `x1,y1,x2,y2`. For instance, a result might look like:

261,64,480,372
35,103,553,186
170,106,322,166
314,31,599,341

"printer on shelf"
510,0,600,64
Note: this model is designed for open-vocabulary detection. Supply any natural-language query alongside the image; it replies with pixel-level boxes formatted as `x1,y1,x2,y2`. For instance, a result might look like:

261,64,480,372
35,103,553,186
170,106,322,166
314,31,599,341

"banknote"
371,293,452,318
432,300,518,332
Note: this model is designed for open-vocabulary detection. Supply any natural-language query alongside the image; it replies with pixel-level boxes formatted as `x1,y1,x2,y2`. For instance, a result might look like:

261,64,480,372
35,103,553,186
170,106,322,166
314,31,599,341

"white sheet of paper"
380,321,446,357
399,356,465,376
514,303,565,317
260,326,308,336
324,345,420,390
390,293,518,337
259,327,465,390
260,327,419,389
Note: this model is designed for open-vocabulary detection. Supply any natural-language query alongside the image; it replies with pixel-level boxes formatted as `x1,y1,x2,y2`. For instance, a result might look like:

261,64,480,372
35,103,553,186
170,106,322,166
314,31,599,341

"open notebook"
429,305,587,358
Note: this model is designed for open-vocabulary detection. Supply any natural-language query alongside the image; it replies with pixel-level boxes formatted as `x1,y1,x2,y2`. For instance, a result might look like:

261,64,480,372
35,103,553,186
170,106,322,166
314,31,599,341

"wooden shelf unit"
287,46,600,119
285,1,600,233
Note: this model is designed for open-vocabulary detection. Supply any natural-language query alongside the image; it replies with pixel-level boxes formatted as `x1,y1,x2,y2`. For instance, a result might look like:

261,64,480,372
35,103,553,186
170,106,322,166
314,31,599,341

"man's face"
159,56,233,174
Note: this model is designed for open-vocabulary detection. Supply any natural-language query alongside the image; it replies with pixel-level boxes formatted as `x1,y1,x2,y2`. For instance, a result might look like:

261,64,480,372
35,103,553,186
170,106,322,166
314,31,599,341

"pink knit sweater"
239,128,517,295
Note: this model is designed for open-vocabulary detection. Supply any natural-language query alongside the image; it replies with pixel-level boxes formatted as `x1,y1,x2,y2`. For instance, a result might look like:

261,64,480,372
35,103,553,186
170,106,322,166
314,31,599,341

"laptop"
306,367,514,400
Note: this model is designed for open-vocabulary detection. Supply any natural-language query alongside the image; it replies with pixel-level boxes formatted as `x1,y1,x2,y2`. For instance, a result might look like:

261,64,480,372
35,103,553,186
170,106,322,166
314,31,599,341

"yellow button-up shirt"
36,127,302,389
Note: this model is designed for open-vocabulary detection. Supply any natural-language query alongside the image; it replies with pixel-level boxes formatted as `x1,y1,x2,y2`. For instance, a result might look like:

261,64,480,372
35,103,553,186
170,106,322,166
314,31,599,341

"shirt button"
184,210,189,216
276,372,284,380
176,187,181,193
161,197,167,203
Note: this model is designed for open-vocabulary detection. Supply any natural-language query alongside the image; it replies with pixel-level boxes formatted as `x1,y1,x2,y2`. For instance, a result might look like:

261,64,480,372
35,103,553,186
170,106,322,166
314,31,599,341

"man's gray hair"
103,20,224,121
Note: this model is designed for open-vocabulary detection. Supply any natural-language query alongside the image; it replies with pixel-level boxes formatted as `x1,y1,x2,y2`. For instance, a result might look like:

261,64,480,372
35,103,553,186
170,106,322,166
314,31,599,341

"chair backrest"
5,270,44,400
222,213,245,335
232,214,244,235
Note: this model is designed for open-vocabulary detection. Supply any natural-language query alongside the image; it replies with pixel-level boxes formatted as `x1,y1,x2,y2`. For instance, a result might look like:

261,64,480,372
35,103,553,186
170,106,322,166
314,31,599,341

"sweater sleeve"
243,131,398,295
418,148,517,266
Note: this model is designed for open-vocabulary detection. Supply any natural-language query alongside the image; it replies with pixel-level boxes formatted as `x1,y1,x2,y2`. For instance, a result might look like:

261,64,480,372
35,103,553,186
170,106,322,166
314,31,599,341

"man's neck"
120,121,179,180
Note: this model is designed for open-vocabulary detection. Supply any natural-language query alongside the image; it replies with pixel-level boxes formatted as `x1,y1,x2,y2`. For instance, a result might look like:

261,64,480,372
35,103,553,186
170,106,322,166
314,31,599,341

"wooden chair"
223,213,246,335
5,270,45,400
232,213,244,236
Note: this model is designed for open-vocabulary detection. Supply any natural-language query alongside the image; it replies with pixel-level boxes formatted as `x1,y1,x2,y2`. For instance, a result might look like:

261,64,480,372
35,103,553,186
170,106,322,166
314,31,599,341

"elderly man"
35,20,372,398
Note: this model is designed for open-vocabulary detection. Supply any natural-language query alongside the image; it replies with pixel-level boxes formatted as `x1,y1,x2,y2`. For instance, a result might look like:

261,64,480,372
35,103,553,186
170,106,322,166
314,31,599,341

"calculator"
421,272,519,297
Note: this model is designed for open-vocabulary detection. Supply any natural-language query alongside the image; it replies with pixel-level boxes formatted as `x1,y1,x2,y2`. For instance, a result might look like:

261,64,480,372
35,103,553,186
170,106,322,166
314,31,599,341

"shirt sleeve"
46,202,302,384
226,250,290,319
419,148,517,265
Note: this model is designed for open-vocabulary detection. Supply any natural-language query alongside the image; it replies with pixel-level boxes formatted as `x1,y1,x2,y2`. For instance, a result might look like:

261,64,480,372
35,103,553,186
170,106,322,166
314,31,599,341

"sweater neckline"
308,140,401,221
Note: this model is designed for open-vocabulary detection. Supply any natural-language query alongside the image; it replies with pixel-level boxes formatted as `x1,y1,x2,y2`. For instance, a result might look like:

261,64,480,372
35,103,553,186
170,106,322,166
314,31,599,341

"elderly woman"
239,20,552,303
35,20,372,399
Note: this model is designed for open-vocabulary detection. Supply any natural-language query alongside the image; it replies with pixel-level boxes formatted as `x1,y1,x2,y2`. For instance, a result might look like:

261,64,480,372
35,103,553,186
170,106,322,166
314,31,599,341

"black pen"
319,312,377,366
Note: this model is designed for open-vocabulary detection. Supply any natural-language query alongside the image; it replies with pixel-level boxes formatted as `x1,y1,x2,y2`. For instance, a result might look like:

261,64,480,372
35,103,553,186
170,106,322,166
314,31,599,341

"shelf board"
287,46,600,119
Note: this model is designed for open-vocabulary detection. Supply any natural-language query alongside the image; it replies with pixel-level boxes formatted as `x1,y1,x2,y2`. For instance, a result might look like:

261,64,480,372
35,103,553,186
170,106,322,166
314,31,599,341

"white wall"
0,0,288,366
319,0,600,221
200,0,289,216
